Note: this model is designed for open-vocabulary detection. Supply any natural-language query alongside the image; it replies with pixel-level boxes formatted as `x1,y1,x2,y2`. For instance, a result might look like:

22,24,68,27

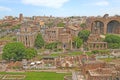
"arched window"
107,20,120,34
91,21,104,34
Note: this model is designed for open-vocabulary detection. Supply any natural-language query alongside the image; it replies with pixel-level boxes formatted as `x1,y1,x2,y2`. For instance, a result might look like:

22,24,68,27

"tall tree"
78,30,90,42
2,42,25,61
73,37,83,48
34,33,45,49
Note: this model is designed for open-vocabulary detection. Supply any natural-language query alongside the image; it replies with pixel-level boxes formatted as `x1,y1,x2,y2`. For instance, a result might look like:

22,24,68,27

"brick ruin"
87,68,119,80
87,15,120,34
87,25,107,50
44,26,80,50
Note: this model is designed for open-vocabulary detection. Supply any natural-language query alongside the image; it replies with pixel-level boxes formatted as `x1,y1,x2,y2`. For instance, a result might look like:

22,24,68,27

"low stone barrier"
2,75,25,80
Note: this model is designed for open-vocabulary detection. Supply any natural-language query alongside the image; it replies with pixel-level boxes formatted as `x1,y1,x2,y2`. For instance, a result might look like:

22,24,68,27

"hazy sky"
0,0,120,18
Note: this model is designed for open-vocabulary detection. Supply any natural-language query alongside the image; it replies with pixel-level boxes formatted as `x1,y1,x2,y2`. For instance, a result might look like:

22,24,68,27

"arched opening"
107,20,120,34
91,21,104,34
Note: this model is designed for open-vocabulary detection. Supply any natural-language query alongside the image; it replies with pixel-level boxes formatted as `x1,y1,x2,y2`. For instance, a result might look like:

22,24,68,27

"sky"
0,0,120,18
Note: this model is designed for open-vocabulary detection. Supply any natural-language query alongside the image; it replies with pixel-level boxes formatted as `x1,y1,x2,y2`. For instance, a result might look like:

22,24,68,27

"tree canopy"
2,42,37,61
2,42,25,61
34,33,45,49
78,30,90,42
24,48,37,60
104,34,120,49
73,37,83,48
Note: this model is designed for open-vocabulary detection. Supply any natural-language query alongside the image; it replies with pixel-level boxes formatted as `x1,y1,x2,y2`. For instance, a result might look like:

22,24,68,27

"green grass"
100,57,114,62
50,53,61,57
85,52,93,56
69,51,83,56
49,51,83,57
0,72,70,80
25,72,70,80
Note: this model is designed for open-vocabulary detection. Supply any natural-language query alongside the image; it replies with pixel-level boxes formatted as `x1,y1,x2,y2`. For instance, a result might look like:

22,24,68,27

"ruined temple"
16,21,38,47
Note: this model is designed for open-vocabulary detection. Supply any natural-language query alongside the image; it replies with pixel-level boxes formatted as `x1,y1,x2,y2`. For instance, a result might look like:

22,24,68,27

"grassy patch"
68,51,83,56
85,52,93,56
0,72,70,80
25,72,70,80
50,51,83,57
100,57,114,62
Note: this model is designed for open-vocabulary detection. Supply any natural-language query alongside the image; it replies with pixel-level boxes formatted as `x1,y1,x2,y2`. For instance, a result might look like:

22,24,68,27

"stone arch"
91,20,104,34
107,20,120,34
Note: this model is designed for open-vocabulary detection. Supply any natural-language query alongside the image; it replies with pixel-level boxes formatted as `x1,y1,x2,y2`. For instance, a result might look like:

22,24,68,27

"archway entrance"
107,20,120,34
91,21,104,34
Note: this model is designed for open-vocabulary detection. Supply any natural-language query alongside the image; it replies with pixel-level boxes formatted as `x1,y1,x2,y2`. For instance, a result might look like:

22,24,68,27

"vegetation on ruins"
45,42,58,50
0,34,16,42
73,37,83,48
34,33,45,49
100,57,114,62
80,23,86,29
2,42,37,61
11,24,21,31
104,34,120,49
45,22,54,27
57,22,65,27
0,23,11,27
78,30,90,42
91,49,110,55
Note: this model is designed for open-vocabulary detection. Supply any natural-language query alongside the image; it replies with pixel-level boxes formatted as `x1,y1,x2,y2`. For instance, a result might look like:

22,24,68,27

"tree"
78,30,90,42
34,33,45,49
104,34,120,49
104,34,120,43
2,42,25,61
24,48,37,60
73,37,83,48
